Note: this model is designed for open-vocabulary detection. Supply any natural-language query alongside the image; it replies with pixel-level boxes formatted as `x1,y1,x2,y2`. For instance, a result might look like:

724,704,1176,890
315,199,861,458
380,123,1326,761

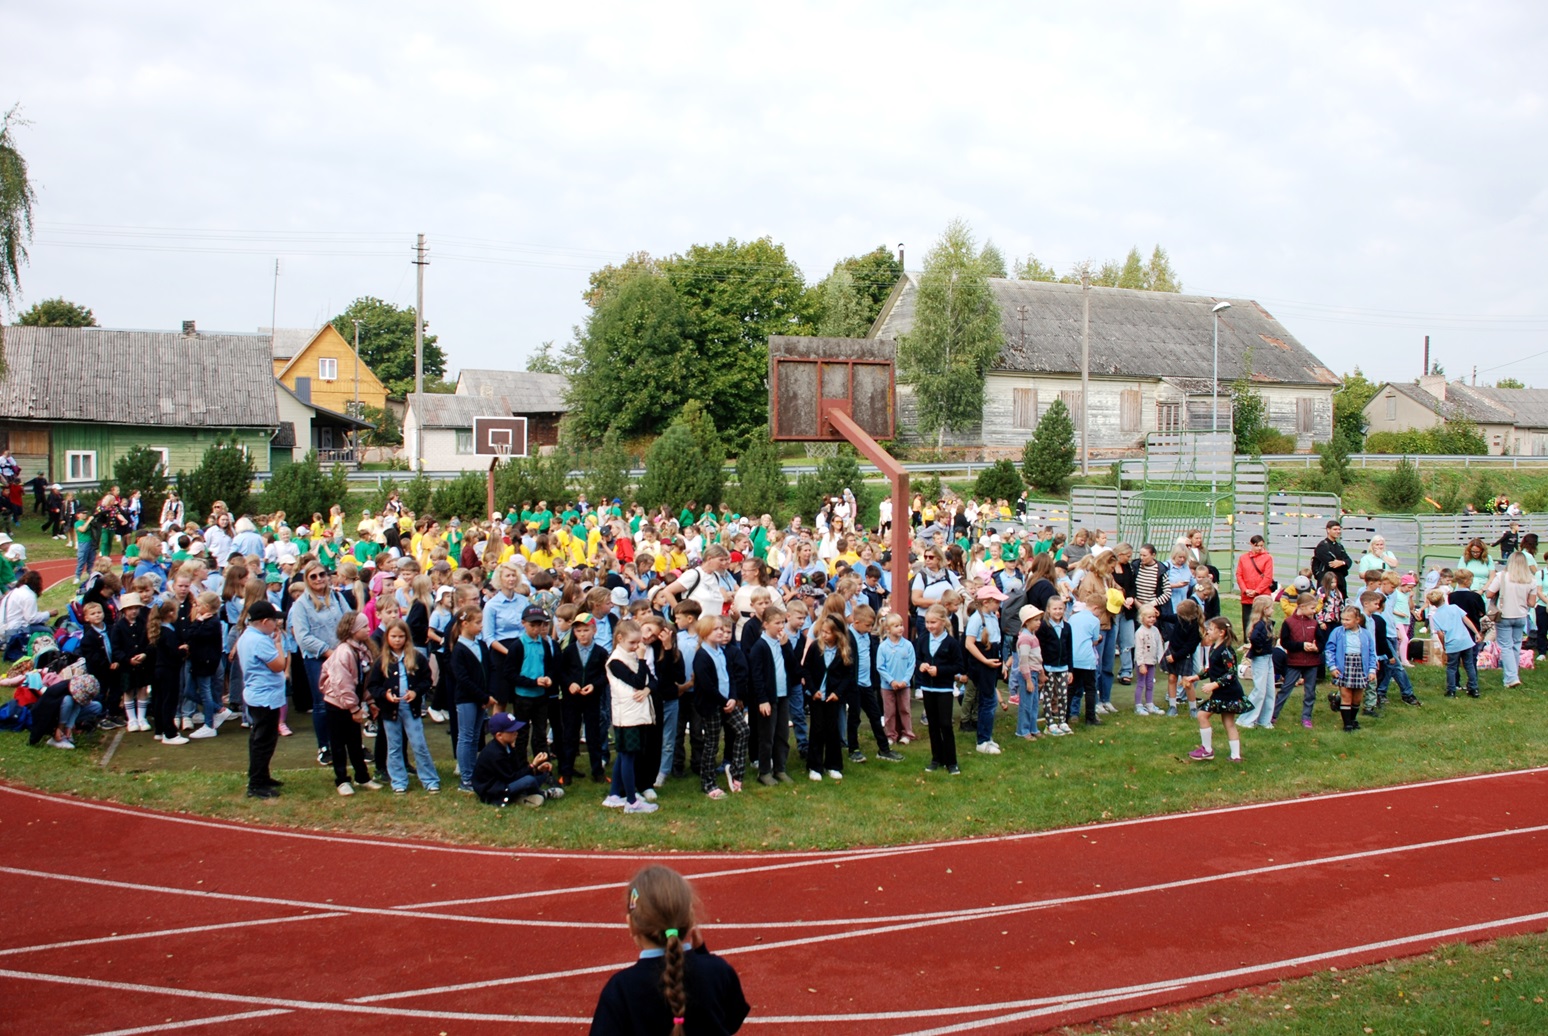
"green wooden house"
0,323,279,487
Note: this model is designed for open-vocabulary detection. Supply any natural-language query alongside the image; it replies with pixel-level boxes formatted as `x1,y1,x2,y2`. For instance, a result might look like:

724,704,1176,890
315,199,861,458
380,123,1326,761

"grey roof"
1386,382,1516,425
455,368,571,413
407,392,527,430
271,421,297,448
1469,386,1548,429
258,327,322,361
0,326,280,427
872,275,1338,386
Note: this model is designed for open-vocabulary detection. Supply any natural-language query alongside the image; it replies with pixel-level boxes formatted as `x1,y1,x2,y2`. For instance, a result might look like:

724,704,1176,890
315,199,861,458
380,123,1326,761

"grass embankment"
1065,934,1548,1035
1,662,1542,853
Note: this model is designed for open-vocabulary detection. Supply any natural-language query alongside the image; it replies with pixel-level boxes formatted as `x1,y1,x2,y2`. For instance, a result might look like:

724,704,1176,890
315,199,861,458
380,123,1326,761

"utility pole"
269,259,280,353
352,319,362,414
1080,269,1090,476
412,233,428,470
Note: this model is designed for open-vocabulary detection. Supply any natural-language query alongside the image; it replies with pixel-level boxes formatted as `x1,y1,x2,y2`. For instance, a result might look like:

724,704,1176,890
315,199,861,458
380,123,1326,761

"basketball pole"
826,410,911,619
487,456,498,522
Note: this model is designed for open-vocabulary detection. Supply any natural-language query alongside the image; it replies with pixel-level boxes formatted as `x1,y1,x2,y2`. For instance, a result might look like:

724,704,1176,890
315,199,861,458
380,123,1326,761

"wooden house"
0,324,278,484
870,276,1338,453
267,324,388,415
403,369,570,471
1363,376,1543,455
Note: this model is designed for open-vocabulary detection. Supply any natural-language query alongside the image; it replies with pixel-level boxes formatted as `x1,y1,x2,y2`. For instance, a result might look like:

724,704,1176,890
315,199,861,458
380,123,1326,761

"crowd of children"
5,482,1540,799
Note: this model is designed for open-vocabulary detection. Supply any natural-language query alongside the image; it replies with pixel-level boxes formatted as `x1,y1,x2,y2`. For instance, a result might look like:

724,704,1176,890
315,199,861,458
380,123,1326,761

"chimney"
1419,373,1447,401
182,320,197,336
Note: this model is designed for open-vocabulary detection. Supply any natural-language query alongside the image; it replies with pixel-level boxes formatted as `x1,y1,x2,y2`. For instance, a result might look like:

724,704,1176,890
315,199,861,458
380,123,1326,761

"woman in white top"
1486,552,1539,689
1358,535,1398,575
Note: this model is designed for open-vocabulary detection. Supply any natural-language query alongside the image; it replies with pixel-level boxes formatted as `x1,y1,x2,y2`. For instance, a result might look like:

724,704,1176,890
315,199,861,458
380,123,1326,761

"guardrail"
1256,453,1548,470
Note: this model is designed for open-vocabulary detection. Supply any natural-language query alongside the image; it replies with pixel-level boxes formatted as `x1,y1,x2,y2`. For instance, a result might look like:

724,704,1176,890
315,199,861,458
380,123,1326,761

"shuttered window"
1012,387,1038,430
1059,390,1083,427
1120,389,1142,433
1156,402,1181,432
1296,397,1315,434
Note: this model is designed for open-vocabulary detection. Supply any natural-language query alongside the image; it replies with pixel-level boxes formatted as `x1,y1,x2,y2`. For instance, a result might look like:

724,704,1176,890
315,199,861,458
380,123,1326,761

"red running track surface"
1,769,1546,1035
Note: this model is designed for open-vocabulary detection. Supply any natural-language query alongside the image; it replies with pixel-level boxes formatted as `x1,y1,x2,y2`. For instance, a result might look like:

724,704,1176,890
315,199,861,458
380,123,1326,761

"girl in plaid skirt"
1184,617,1248,762
1323,606,1377,733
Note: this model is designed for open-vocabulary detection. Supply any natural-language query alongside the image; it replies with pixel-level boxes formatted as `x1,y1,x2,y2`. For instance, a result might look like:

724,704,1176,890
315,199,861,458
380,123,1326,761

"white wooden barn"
869,276,1338,452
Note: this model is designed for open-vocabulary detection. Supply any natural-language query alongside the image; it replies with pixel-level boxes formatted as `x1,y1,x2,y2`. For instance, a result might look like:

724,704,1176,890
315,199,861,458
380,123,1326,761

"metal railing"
1255,453,1548,470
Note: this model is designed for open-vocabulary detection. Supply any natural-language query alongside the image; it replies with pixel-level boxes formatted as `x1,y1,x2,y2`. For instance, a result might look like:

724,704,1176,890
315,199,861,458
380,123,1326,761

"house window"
1157,402,1181,433
318,357,339,381
1059,390,1083,428
1296,397,1315,434
1385,393,1396,421
455,429,474,455
149,447,170,472
65,450,96,482
1120,389,1142,434
1012,387,1038,430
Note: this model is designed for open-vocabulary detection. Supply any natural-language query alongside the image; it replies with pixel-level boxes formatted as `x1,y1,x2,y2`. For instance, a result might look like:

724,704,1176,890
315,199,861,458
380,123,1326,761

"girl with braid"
590,865,749,1035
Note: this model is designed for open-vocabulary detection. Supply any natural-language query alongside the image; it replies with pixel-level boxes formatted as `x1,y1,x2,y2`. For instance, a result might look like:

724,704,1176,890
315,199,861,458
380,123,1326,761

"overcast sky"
7,2,1547,387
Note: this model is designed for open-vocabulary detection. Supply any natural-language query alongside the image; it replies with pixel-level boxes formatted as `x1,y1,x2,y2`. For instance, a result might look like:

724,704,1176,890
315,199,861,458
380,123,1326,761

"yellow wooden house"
269,325,388,415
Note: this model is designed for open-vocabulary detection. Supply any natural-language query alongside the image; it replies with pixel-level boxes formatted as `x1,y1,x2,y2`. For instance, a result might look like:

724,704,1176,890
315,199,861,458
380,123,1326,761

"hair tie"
664,927,679,939
673,1018,685,1026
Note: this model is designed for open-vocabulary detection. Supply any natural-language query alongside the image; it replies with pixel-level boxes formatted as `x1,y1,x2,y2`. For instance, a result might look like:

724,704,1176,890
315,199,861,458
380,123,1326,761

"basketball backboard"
768,336,896,441
472,416,529,458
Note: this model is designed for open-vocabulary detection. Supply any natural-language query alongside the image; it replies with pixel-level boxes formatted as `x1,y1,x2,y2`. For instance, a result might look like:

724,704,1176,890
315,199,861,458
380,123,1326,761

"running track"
2,769,1547,1035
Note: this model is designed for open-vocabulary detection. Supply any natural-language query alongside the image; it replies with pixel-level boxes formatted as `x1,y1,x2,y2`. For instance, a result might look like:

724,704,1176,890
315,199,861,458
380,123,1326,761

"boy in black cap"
472,713,562,806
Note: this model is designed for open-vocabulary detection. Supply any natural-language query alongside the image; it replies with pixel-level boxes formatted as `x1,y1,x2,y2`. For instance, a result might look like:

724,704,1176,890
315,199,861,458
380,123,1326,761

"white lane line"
886,909,1548,1035
351,820,1548,1003
0,912,347,958
97,728,124,769
0,866,623,931
0,782,867,862
0,967,592,1024
79,1009,294,1036
695,821,1548,930
392,845,928,910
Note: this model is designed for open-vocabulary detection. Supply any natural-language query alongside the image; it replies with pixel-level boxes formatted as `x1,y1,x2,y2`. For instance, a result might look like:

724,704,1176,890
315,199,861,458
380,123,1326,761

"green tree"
177,439,257,519
1496,377,1527,389
1231,364,1268,455
16,297,95,327
260,452,350,519
493,451,572,512
1377,457,1423,511
678,399,726,507
357,404,403,448
525,340,566,374
566,270,694,441
728,424,788,517
974,458,1024,501
978,240,1008,278
374,473,434,515
831,245,903,318
1332,367,1378,449
583,426,631,506
1315,428,1353,494
1116,247,1147,289
1144,245,1182,292
897,219,1005,447
583,250,663,310
1013,252,1058,281
0,106,36,315
635,422,701,512
663,237,813,445
791,446,871,523
814,268,872,337
114,445,170,525
1023,398,1076,493
329,297,445,398
429,471,489,521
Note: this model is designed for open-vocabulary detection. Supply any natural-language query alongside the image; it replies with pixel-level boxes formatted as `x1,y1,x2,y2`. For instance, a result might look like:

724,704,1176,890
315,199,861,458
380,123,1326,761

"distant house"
0,324,278,485
266,325,388,416
1363,376,1548,454
272,381,373,470
870,277,1338,452
402,369,570,471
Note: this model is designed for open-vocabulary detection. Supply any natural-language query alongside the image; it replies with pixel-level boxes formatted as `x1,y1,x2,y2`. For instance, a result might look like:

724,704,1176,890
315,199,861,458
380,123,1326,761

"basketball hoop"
491,443,511,457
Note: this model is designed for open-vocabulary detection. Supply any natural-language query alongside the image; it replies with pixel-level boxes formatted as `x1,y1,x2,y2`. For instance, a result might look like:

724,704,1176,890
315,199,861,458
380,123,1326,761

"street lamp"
1211,300,1232,436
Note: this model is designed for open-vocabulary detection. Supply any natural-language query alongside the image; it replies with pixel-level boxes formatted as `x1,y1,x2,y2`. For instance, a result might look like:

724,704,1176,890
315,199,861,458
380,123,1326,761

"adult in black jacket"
1311,520,1352,598
471,712,555,805
745,609,796,783
799,615,854,778
556,618,609,784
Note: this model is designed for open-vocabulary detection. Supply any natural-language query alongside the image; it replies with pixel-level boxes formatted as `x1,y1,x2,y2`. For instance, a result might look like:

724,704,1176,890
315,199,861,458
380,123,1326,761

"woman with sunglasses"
289,560,350,766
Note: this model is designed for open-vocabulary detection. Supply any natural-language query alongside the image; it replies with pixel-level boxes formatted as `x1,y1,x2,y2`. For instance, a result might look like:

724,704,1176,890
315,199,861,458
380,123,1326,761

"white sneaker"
1046,725,1066,737
642,788,658,802
212,708,236,729
914,688,923,699
337,783,355,796
47,737,74,750
601,794,628,808
624,799,659,813
1147,703,1165,715
825,769,843,780
976,741,1001,755
1059,722,1073,734
1238,721,1257,730
153,733,164,741
653,774,666,789
1135,706,1148,715
808,769,823,781
189,726,218,739
425,707,447,723
162,734,190,746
